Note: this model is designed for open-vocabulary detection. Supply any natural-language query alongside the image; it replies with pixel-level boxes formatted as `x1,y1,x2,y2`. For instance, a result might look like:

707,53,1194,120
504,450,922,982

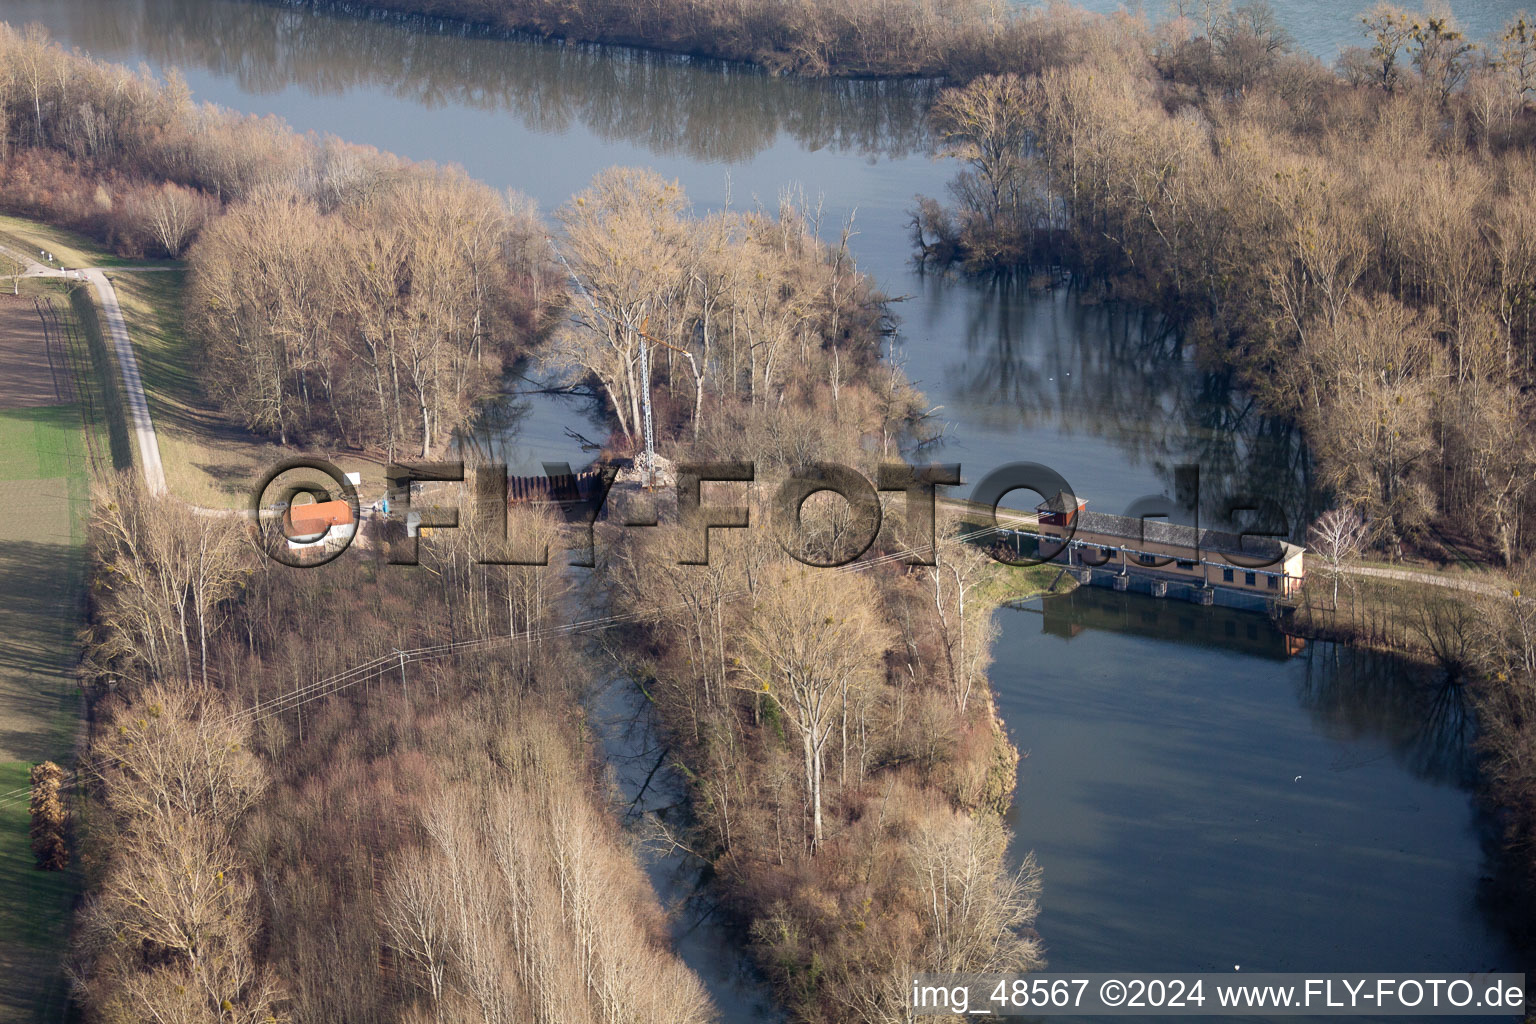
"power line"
0,513,1039,810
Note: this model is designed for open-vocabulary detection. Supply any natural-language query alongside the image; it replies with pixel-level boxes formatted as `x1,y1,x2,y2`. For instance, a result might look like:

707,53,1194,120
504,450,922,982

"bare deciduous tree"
926,513,998,715
134,182,218,257
75,684,284,1023
1308,508,1368,609
910,811,1044,977
743,566,892,850
88,474,247,686
89,684,267,825
555,167,688,444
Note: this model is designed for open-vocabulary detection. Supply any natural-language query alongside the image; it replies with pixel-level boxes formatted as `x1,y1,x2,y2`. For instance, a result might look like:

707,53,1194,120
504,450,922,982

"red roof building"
285,499,354,539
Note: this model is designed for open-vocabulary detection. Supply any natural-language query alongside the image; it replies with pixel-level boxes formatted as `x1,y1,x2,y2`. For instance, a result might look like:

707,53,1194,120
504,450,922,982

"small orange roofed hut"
284,499,354,538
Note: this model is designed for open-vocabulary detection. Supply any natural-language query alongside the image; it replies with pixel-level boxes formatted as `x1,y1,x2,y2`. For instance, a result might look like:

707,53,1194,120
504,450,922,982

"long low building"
1033,493,1306,598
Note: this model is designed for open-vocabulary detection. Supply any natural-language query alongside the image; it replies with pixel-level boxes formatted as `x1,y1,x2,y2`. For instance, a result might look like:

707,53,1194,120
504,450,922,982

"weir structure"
969,493,1307,614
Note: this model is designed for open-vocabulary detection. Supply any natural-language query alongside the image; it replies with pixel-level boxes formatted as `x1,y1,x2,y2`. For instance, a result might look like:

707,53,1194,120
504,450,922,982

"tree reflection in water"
6,0,936,163
912,270,1315,537
1034,589,1472,788
1296,642,1473,788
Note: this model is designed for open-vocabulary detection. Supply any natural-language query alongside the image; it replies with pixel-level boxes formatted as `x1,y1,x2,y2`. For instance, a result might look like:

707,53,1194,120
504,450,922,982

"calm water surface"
7,0,1525,1010
999,590,1522,1013
8,0,1295,513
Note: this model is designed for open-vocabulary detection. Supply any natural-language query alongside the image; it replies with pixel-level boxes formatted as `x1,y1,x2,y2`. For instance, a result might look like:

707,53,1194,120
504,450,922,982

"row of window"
1221,566,1280,589
1124,552,1282,589
1082,542,1285,590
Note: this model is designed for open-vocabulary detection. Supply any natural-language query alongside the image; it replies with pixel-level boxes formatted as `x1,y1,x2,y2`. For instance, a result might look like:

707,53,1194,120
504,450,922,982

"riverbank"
7,5,1527,1014
261,0,1112,79
968,560,1078,821
989,588,1526,978
1290,568,1495,670
1290,558,1536,956
601,535,1068,1020
974,559,1076,612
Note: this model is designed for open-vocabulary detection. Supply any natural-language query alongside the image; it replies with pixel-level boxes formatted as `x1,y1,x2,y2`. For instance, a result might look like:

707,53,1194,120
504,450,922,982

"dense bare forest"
2,26,1044,1021
188,177,551,454
74,476,716,1023
275,0,1142,77
11,0,1536,1016
0,23,555,456
0,22,300,241
915,3,1536,564
550,169,1045,1019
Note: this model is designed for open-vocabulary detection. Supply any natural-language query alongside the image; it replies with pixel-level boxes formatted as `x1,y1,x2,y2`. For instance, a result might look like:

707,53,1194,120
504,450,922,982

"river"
5,0,1525,1015
999,591,1520,1009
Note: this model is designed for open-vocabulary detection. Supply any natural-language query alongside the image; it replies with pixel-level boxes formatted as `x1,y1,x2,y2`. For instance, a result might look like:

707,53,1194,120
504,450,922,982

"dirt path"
10,241,1525,601
2,245,167,495
80,269,165,495
949,499,1515,604
1337,563,1510,599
